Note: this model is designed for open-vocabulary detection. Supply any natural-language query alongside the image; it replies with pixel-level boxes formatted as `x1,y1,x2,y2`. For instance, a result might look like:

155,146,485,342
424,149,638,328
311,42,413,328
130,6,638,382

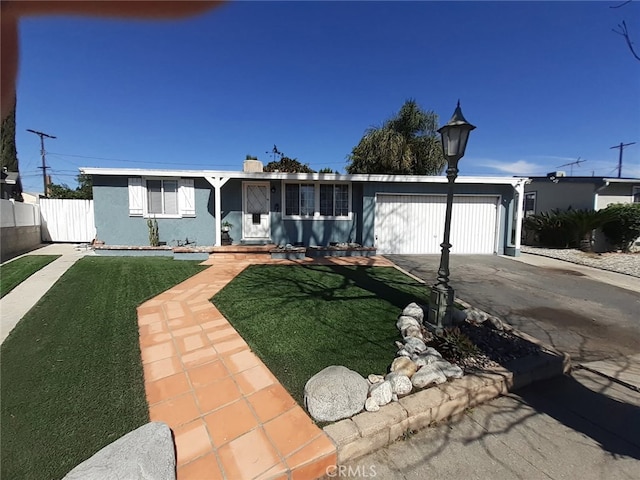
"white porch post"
514,180,525,251
205,176,229,246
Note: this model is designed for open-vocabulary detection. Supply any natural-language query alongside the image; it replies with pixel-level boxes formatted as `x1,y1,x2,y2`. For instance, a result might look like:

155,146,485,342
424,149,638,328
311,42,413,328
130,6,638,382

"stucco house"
523,173,640,250
81,161,528,256
523,173,640,217
1,169,22,200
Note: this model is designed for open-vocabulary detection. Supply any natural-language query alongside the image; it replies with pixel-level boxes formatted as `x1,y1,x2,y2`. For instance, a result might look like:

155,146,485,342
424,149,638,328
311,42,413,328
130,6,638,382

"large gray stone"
386,373,413,396
63,422,175,480
370,380,393,407
304,365,369,422
396,315,420,331
436,360,464,379
413,353,442,368
403,337,427,355
412,365,447,389
365,397,380,412
402,303,425,323
465,308,488,325
402,325,424,340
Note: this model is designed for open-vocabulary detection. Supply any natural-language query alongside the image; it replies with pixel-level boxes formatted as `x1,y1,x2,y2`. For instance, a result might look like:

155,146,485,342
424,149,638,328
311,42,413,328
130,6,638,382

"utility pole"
610,141,636,178
26,129,56,197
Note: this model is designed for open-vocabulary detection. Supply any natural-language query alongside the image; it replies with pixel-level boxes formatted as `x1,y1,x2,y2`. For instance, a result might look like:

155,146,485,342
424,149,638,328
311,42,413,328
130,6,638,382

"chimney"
243,159,263,173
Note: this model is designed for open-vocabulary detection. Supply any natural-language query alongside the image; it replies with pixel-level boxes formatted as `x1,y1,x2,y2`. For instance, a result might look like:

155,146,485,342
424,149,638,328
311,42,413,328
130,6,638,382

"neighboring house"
21,192,43,204
524,173,640,250
524,173,640,215
81,161,528,256
0,169,21,200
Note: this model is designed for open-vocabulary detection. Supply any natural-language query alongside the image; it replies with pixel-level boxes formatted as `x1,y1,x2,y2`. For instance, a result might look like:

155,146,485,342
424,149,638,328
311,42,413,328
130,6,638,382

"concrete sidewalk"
355,254,640,479
505,252,640,294
1,243,92,344
342,354,640,479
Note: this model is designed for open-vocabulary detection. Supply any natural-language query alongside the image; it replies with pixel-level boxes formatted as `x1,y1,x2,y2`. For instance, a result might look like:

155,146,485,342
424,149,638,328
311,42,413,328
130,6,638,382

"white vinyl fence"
1,199,42,261
1,199,40,228
40,198,95,242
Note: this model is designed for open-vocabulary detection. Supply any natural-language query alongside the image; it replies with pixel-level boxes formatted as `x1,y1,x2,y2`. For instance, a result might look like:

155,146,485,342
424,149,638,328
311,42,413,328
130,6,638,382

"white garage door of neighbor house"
374,194,500,254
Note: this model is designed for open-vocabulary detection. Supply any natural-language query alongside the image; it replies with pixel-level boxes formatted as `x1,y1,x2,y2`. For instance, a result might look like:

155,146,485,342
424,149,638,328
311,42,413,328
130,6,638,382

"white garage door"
375,194,499,254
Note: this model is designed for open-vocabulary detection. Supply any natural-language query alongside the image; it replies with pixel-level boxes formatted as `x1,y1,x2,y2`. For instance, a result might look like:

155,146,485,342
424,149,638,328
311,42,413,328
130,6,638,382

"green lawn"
0,257,206,480
0,255,61,298
212,264,430,405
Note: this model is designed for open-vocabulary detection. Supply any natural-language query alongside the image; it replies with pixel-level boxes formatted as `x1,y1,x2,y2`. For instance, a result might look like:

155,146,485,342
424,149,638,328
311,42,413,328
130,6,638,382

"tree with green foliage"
1,99,22,200
318,167,338,174
602,203,640,252
48,174,93,199
346,99,446,175
564,209,614,252
263,157,315,173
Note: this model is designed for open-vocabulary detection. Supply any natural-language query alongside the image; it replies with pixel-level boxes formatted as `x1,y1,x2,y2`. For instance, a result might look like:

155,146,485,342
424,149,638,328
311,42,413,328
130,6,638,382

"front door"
243,182,271,239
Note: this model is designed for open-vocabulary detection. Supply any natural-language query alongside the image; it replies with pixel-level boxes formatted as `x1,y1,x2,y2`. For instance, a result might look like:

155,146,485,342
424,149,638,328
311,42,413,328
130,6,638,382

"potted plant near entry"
221,221,233,245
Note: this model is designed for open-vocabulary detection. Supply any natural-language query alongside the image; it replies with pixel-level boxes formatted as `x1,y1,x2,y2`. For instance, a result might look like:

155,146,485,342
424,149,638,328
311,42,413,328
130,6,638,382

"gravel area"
521,245,640,278
424,320,543,372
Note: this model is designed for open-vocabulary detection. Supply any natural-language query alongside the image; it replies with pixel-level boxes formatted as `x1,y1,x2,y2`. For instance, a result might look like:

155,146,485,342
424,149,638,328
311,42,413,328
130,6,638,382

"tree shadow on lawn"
282,264,430,310
212,264,431,403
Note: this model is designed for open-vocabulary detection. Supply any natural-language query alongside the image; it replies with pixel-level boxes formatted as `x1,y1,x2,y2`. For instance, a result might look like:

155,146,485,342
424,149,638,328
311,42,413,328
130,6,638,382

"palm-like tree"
347,100,446,175
565,209,614,252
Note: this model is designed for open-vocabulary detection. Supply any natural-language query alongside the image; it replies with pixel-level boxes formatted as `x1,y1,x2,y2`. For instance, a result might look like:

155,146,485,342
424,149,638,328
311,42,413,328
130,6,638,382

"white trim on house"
127,176,196,219
204,176,229,246
81,167,527,187
242,181,271,240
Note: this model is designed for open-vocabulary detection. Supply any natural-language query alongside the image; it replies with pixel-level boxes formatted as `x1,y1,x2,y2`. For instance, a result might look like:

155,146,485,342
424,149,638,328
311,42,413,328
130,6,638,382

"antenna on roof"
556,157,586,176
265,145,284,162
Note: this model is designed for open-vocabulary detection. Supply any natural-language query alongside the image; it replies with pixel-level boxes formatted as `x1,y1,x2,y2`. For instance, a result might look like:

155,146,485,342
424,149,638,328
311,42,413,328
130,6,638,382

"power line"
47,152,239,168
26,129,56,196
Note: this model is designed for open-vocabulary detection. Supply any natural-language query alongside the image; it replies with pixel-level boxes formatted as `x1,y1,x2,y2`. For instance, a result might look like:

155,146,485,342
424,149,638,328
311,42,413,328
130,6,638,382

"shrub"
523,209,574,248
524,208,613,251
430,327,480,363
602,203,640,252
564,209,614,252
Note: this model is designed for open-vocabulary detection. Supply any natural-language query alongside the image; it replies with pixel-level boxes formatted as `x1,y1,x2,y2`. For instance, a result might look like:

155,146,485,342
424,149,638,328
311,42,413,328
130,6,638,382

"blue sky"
14,1,640,193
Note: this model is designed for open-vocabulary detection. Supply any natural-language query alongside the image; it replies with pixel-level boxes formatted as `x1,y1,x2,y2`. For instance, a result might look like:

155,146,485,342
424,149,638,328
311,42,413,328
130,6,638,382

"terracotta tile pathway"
136,253,394,480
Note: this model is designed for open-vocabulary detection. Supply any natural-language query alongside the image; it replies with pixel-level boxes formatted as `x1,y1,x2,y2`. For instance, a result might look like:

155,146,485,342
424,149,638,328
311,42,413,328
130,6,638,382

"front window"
320,184,349,216
524,192,536,217
147,179,178,215
300,184,315,216
633,186,640,203
284,182,350,218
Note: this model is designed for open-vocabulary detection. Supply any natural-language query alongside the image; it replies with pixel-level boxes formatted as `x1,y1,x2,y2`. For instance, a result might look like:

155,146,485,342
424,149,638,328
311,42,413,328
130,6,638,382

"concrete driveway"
339,254,640,479
387,254,640,363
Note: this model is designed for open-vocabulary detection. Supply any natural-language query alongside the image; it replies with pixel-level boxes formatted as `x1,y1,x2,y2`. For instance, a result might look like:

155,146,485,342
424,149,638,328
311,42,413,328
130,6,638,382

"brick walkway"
136,253,394,480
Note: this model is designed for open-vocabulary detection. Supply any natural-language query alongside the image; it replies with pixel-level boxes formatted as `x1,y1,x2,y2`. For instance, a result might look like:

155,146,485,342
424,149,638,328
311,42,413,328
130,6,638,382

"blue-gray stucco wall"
360,182,516,254
93,176,216,246
217,180,360,247
93,176,516,252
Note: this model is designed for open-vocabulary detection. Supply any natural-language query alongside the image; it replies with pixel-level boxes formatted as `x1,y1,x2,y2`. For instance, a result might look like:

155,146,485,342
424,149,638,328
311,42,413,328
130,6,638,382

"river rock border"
322,304,571,465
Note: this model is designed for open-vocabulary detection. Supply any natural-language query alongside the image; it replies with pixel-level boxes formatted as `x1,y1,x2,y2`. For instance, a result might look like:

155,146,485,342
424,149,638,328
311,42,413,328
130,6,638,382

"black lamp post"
427,101,476,334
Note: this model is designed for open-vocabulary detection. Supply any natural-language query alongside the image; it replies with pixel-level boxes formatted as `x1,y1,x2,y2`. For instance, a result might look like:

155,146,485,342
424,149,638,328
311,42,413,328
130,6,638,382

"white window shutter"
179,179,196,216
128,177,144,216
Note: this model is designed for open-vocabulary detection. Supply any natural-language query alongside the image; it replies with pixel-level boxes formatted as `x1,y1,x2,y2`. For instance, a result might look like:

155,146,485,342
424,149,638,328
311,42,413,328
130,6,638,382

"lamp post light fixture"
427,101,476,334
